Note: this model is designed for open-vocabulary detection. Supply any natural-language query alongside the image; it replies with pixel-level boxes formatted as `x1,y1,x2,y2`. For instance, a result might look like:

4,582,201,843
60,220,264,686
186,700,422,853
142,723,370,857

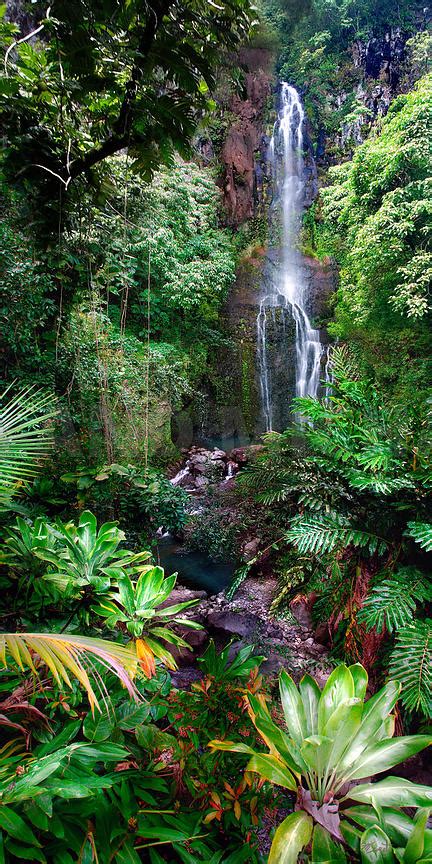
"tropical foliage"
211,663,432,863
320,74,432,402
1,0,432,860
239,347,432,718
0,0,253,195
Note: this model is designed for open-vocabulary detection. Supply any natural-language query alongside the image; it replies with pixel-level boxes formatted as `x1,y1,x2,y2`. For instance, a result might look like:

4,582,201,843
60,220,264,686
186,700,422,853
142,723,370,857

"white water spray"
257,83,323,431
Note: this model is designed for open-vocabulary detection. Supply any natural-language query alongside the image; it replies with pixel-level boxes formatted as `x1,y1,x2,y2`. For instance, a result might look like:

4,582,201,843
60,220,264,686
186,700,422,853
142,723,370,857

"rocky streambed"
161,444,331,685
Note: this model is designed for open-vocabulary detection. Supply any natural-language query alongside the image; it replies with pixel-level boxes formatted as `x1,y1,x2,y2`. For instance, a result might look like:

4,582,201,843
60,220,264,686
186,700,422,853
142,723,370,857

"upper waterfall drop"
257,83,323,432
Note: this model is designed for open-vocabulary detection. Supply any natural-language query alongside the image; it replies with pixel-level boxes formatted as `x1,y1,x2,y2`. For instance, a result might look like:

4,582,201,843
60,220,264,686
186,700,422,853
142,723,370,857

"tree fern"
406,521,432,551
389,619,432,716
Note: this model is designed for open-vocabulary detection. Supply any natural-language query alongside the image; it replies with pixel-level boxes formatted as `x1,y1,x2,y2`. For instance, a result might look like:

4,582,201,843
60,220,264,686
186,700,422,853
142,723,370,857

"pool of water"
157,535,235,595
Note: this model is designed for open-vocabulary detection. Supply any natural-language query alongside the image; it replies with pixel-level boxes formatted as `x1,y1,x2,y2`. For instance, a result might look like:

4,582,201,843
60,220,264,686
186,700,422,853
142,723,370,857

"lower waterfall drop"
257,83,323,432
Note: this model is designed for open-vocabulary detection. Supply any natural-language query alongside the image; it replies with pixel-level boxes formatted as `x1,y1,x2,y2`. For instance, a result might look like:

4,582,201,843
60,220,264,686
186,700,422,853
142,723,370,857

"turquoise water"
157,535,235,595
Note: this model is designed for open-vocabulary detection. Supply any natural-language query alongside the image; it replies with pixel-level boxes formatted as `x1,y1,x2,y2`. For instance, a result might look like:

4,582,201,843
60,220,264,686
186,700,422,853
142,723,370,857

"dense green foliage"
319,74,432,401
239,348,432,717
1,156,236,464
0,0,252,198
1,0,432,860
261,0,425,137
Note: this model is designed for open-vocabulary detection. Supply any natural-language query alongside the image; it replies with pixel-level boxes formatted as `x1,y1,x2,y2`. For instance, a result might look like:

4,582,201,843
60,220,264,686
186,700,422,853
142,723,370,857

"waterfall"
257,83,323,432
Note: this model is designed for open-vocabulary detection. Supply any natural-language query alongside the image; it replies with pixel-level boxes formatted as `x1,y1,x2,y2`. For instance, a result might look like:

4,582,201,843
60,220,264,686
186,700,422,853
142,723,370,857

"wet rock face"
221,48,274,226
353,29,407,88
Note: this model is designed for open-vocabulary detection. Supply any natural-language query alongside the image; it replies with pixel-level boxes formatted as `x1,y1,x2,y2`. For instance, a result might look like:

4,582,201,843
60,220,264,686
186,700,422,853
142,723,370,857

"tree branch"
64,0,171,184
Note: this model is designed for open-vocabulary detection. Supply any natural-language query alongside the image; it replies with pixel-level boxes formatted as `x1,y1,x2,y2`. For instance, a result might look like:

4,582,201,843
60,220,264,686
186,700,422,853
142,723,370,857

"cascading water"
257,83,323,431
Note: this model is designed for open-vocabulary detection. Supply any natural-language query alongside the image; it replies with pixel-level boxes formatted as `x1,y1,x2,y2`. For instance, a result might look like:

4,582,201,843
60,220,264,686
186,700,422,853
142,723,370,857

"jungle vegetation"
0,0,431,862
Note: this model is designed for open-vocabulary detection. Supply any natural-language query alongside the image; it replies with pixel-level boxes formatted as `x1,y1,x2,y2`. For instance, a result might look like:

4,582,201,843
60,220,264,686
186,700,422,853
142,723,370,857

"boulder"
242,538,260,561
206,609,261,639
210,449,227,461
194,475,209,489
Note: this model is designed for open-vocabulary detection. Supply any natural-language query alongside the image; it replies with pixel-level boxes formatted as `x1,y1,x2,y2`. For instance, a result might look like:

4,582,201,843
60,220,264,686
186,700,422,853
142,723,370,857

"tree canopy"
1,0,253,193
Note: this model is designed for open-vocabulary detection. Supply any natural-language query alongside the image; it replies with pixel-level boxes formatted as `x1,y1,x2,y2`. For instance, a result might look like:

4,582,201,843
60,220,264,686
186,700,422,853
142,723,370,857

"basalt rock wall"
220,47,274,226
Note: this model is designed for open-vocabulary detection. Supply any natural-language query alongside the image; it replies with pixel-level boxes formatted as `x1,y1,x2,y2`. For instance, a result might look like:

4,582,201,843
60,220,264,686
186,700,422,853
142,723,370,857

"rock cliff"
220,47,274,226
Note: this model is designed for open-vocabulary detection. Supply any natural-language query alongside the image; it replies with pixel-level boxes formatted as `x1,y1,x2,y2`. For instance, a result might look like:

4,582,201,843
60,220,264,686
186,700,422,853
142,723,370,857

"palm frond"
0,633,139,712
389,619,432,716
0,385,57,505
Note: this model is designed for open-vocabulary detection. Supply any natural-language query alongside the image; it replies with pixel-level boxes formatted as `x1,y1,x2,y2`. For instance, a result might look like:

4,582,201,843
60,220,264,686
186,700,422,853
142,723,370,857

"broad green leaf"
248,696,305,774
325,703,363,775
318,665,355,734
349,664,368,700
279,668,307,746
0,808,40,845
345,805,414,847
344,736,432,782
116,701,149,729
360,825,394,863
115,841,142,863
340,820,362,855
268,811,313,864
246,753,297,790
83,712,115,742
117,576,136,616
5,841,46,862
299,673,320,736
312,824,347,862
405,809,431,864
345,778,432,808
337,680,402,774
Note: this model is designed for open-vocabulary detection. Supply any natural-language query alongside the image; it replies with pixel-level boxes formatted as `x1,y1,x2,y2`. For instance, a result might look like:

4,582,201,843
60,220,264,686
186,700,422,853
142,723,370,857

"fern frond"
389,619,432,716
406,521,432,552
358,568,431,633
226,560,254,601
286,515,387,556
330,344,360,382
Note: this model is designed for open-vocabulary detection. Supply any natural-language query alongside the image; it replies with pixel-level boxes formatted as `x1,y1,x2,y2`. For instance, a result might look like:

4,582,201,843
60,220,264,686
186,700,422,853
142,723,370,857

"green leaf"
116,701,149,729
360,825,394,863
5,842,46,862
389,621,432,715
344,805,414,847
337,680,401,775
83,712,115,742
344,736,432,782
299,673,320,736
279,668,307,746
318,665,354,734
0,808,40,846
117,576,136,616
406,523,432,552
268,811,313,864
346,778,432,808
115,842,141,863
312,824,347,862
405,809,431,864
349,664,368,701
246,753,297,791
